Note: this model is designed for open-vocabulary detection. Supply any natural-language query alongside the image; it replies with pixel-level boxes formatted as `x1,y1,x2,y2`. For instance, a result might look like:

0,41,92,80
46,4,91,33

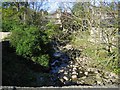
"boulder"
84,72,88,76
63,76,69,81
63,44,73,50
71,75,77,82
58,70,64,74
73,67,77,70
64,71,68,75
72,71,78,75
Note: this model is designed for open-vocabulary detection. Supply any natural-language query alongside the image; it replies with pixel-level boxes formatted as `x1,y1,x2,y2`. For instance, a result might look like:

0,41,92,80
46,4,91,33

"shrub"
10,24,50,67
2,20,18,32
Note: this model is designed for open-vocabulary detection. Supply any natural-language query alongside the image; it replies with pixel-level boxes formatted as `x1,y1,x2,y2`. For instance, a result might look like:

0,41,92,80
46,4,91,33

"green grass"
71,31,119,74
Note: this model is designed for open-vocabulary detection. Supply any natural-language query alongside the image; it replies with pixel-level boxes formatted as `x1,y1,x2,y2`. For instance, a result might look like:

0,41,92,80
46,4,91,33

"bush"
2,20,18,32
10,24,50,67
32,55,49,67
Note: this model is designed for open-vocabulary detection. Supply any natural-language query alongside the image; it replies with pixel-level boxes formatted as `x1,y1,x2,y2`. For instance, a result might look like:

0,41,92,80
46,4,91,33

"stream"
48,42,119,86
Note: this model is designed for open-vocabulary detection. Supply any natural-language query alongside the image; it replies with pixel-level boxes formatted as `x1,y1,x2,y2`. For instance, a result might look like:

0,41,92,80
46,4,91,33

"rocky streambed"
49,44,119,86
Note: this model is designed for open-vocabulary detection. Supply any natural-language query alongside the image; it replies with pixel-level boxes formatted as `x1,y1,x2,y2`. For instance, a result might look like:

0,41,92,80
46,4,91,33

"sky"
43,0,119,13
3,0,117,13
47,2,75,13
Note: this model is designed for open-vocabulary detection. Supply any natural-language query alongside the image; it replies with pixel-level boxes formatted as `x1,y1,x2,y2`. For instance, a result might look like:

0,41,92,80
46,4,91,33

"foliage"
32,55,49,67
2,4,17,31
72,2,87,18
70,2,119,74
45,22,60,39
72,30,118,73
2,2,119,86
2,2,59,67
10,24,50,67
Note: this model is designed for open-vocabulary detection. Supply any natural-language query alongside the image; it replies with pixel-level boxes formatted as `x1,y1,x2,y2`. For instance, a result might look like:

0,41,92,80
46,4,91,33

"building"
47,9,62,25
